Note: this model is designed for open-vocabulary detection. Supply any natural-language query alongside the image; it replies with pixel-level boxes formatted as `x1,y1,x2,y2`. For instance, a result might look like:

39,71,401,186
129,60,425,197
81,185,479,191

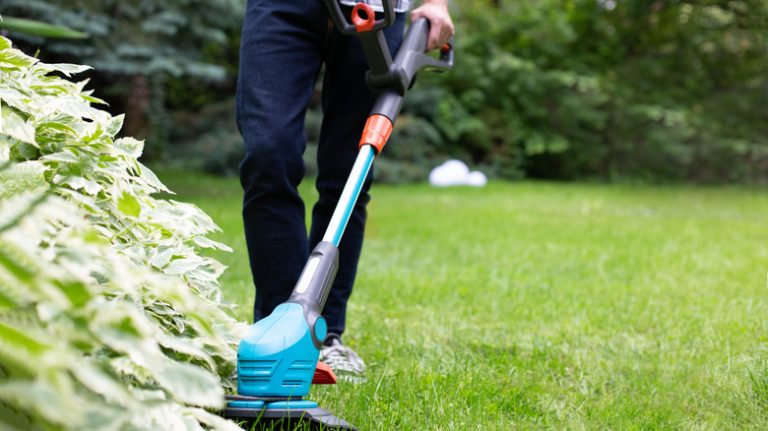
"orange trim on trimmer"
312,361,337,385
351,3,376,33
359,114,393,153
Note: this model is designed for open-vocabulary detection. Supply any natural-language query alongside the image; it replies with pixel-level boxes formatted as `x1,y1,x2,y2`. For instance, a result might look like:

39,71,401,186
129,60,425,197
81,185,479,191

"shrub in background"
421,0,768,182
168,98,243,177
166,99,322,180
0,36,244,430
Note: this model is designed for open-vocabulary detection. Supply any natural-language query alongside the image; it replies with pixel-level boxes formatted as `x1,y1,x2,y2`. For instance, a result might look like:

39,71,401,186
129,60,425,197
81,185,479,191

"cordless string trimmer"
223,1,453,429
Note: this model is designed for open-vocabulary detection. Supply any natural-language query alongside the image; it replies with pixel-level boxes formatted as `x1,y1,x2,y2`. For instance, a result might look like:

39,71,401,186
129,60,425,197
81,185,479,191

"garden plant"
0,36,244,430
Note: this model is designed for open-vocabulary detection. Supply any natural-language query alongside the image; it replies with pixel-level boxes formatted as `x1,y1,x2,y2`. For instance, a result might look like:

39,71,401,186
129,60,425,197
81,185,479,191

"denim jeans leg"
237,0,328,322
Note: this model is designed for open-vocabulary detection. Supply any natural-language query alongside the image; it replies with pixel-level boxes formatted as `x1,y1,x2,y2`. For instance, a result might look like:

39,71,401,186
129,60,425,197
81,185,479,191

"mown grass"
157,169,768,430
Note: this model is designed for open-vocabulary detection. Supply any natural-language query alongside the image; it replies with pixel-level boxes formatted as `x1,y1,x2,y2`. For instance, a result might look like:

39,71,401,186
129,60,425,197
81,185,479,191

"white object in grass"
429,159,487,187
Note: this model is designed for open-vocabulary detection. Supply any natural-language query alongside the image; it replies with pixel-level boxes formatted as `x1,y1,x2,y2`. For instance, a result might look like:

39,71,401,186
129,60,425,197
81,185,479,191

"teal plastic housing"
237,303,320,397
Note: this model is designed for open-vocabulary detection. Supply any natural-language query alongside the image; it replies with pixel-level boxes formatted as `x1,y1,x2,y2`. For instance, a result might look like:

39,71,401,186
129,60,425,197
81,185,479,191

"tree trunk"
123,73,150,146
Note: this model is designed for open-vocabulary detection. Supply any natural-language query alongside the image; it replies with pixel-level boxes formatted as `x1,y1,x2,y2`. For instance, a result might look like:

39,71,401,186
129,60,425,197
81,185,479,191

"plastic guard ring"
351,3,376,32
312,361,337,385
359,114,393,153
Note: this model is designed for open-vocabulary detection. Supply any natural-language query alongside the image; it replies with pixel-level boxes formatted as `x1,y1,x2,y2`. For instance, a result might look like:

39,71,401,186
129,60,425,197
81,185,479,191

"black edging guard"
225,409,356,430
224,408,357,430
224,395,358,429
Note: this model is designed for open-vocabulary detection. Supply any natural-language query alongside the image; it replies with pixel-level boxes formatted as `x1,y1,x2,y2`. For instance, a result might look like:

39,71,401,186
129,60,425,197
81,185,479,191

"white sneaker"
319,333,366,384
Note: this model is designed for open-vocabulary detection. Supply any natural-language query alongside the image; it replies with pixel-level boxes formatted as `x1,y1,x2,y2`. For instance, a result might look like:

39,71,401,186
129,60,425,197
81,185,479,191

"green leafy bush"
0,36,244,430
406,0,768,182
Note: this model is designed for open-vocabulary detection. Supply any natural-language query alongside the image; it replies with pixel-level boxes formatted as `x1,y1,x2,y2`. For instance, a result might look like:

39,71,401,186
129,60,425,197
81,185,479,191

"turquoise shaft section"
325,145,376,247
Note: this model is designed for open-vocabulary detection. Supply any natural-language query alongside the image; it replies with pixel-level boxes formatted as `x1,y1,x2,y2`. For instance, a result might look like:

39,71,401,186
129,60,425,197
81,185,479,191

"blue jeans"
237,0,405,335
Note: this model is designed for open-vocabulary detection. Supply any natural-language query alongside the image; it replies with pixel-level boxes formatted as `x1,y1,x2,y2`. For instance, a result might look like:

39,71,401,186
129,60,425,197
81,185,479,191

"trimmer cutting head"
222,357,356,429
223,395,357,430
222,294,356,429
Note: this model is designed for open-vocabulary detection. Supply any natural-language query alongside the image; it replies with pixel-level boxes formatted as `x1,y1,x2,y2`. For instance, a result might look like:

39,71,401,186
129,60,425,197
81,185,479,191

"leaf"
0,380,84,426
114,137,143,159
0,161,47,199
154,358,224,408
72,363,136,408
155,333,215,370
0,321,50,358
0,245,37,284
193,236,233,252
150,248,174,269
0,107,37,146
0,141,9,161
61,177,102,196
42,151,80,164
54,280,92,308
183,408,242,431
37,63,92,77
116,191,141,217
137,161,170,193
35,112,79,136
105,115,124,137
0,47,37,69
163,257,205,276
0,18,88,40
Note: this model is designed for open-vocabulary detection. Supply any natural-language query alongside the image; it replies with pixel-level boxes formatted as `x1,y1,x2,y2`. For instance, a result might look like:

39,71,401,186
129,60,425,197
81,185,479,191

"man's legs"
237,0,329,322
308,12,406,336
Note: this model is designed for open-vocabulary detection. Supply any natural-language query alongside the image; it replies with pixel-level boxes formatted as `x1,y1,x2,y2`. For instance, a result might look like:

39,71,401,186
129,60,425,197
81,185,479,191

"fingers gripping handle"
395,18,454,82
368,18,455,125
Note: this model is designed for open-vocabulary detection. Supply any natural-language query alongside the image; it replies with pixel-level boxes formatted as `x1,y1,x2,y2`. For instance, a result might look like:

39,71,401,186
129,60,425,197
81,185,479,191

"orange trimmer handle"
324,0,396,35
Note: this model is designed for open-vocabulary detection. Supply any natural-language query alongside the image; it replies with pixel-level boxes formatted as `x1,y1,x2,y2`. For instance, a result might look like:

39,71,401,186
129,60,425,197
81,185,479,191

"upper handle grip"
391,18,454,88
324,0,396,34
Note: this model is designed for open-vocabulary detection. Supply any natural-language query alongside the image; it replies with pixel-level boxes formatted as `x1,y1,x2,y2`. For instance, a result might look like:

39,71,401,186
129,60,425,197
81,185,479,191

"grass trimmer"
222,1,453,429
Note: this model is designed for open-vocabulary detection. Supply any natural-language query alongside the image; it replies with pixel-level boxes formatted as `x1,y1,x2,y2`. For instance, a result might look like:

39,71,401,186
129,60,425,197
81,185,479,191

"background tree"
1,0,244,158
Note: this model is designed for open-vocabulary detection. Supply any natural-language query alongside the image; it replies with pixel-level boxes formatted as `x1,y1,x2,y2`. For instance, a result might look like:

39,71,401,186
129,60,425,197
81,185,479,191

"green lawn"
157,170,768,430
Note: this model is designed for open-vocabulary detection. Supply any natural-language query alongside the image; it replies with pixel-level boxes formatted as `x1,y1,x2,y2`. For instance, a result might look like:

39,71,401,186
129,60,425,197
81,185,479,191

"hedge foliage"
0,36,244,430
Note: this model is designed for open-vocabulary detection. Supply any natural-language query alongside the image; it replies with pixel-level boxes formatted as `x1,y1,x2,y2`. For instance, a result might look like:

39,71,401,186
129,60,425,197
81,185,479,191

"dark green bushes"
6,0,766,183
409,0,768,182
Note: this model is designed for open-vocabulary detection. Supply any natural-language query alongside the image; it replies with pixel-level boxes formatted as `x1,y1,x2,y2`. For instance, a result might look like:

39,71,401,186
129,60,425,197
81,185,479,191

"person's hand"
410,0,454,51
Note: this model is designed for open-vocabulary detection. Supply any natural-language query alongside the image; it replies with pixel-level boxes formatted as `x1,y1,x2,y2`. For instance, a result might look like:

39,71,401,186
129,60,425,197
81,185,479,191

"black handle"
395,18,454,81
324,0,396,35
369,18,455,122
